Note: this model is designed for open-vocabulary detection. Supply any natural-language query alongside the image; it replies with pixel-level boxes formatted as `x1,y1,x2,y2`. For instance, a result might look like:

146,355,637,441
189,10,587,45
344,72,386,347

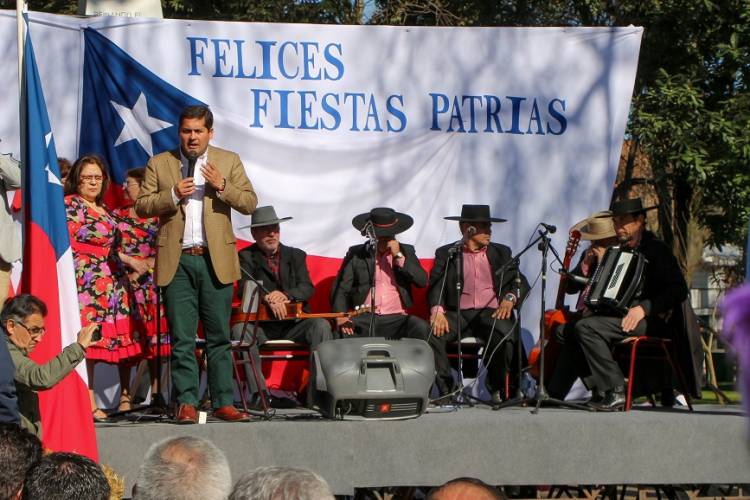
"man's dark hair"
426,477,502,499
23,452,110,500
179,105,213,130
0,423,42,500
0,294,47,328
62,154,111,206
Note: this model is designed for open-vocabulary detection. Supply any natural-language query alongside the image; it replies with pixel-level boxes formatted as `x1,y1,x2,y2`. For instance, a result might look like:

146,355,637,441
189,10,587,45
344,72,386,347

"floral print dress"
65,195,140,363
114,206,170,358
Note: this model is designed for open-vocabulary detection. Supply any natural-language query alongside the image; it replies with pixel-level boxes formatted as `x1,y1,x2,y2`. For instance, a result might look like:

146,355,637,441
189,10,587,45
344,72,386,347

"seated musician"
232,206,333,408
330,207,434,343
547,211,618,401
550,198,688,410
428,205,530,405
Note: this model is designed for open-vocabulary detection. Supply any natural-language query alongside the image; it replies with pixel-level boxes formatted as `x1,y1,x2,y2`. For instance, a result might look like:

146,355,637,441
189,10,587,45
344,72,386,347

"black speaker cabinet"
310,337,435,420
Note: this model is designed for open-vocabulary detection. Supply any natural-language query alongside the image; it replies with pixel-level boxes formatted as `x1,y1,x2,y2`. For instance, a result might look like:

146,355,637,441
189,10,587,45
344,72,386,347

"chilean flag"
20,11,98,460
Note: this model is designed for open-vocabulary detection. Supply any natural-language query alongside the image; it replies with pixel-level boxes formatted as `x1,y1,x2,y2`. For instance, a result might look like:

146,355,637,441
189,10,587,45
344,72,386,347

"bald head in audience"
133,436,231,500
427,477,502,500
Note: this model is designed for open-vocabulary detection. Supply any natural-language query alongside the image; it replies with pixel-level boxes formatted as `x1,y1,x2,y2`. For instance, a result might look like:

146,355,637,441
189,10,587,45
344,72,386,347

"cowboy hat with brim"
572,210,616,241
444,204,507,223
352,207,414,237
599,198,658,217
249,206,293,228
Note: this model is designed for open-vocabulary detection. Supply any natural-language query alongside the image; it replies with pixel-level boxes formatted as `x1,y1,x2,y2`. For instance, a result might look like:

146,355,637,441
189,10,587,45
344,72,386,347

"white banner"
0,11,642,340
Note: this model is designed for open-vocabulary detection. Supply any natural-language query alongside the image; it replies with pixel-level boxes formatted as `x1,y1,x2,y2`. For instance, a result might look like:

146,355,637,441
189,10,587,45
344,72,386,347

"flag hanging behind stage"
20,11,98,461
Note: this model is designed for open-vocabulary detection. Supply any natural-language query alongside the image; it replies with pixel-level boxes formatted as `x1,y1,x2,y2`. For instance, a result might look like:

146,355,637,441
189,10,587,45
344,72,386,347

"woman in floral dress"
114,167,169,406
64,155,141,420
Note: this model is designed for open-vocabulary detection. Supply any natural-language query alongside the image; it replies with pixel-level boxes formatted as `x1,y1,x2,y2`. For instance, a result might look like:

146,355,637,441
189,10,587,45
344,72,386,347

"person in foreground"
426,477,502,500
23,451,110,500
0,422,42,500
230,466,334,500
133,435,231,500
2,294,98,437
136,105,258,424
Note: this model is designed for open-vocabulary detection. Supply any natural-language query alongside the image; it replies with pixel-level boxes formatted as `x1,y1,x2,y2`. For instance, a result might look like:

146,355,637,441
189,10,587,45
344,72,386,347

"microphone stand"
493,227,589,412
237,268,274,418
365,222,377,338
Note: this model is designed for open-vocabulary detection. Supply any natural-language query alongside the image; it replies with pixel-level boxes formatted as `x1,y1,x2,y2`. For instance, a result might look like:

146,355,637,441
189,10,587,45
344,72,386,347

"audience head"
134,435,231,500
1,294,47,353
427,477,502,500
22,452,109,500
57,157,71,185
63,154,110,206
123,167,146,202
0,423,42,500
230,466,334,500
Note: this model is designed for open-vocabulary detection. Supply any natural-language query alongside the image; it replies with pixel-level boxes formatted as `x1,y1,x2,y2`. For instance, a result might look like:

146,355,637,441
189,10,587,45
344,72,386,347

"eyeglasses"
17,322,46,336
80,175,104,183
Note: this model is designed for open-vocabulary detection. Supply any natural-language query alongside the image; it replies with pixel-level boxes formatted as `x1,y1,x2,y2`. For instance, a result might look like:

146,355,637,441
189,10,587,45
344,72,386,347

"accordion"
583,246,647,315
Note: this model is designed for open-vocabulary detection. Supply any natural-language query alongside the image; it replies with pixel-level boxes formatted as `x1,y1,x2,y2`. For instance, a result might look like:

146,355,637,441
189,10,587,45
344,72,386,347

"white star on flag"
44,132,62,186
111,92,172,157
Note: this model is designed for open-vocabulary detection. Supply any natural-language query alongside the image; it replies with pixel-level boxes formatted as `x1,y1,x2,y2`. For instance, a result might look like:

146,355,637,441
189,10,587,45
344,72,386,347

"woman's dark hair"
0,294,47,327
63,154,111,206
125,167,146,186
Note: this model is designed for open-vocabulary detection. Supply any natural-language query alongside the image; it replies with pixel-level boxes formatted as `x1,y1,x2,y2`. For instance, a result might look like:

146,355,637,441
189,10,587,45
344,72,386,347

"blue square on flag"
79,28,203,204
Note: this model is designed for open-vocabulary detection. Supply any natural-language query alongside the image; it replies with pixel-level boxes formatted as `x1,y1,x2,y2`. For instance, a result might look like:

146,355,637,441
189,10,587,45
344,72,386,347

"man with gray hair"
133,436,231,500
230,466,334,500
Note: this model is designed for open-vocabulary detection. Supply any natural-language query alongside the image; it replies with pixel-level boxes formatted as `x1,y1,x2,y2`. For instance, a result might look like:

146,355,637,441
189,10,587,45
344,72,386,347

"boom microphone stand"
494,226,589,412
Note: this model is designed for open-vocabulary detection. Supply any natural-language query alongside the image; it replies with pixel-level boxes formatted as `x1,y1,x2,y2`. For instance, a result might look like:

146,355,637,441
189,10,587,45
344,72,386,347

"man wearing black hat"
428,205,530,404
330,207,431,342
234,206,333,408
561,198,688,409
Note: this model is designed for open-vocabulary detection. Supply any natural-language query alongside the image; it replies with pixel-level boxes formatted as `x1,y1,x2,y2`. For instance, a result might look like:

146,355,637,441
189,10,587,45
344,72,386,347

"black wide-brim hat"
601,198,658,217
352,207,414,237
249,206,293,227
444,204,507,223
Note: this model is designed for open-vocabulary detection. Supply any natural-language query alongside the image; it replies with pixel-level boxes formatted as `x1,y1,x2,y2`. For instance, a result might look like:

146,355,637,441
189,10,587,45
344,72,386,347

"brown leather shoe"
213,405,251,422
176,403,198,424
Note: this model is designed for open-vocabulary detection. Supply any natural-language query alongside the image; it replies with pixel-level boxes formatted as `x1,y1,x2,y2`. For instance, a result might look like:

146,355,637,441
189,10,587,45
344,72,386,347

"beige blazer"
135,146,257,286
0,153,21,265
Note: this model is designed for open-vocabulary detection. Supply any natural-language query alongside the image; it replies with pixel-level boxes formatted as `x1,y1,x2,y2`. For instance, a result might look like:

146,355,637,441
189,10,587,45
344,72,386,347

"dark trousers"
431,308,519,396
231,318,333,394
163,253,234,408
349,313,430,340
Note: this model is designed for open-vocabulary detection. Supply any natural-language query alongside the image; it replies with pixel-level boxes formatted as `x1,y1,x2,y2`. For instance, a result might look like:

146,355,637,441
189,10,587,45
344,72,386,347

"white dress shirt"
172,150,207,248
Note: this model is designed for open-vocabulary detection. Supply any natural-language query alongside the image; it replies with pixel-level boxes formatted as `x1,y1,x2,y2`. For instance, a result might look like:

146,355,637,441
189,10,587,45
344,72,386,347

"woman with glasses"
113,167,169,408
63,154,140,421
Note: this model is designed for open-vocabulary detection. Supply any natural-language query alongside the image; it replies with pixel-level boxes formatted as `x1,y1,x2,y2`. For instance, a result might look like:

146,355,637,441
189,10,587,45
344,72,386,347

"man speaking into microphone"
136,105,257,424
428,204,530,404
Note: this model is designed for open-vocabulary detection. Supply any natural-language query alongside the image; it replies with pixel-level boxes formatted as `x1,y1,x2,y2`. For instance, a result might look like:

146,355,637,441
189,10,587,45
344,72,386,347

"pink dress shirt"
361,251,407,315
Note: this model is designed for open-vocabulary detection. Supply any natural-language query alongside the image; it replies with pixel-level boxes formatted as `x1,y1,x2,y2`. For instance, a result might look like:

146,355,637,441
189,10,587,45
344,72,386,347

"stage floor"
96,404,749,496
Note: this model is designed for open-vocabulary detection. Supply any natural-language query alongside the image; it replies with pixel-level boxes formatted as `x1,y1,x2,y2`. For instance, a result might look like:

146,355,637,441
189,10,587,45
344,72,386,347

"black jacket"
238,243,315,311
428,242,530,310
330,243,427,312
634,231,689,318
0,333,19,424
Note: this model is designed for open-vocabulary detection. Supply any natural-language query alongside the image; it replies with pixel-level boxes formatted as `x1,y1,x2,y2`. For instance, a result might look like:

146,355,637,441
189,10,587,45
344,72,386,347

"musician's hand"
430,311,450,337
386,239,401,257
201,161,225,191
492,299,514,320
265,291,288,304
269,301,288,320
621,305,646,333
592,246,607,263
336,316,354,336
173,178,195,200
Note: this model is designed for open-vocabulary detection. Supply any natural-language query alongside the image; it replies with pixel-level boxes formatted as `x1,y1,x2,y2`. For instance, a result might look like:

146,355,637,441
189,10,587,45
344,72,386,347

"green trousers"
163,253,234,408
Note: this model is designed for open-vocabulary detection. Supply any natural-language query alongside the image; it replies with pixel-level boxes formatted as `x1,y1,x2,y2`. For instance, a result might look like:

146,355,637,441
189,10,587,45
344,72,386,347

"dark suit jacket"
634,231,689,318
0,334,19,424
330,243,427,312
428,242,530,310
238,243,315,311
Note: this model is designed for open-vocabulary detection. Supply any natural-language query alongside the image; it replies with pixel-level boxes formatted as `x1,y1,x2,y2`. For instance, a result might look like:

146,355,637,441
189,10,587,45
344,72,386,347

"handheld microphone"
540,222,557,234
467,226,477,236
186,155,198,179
